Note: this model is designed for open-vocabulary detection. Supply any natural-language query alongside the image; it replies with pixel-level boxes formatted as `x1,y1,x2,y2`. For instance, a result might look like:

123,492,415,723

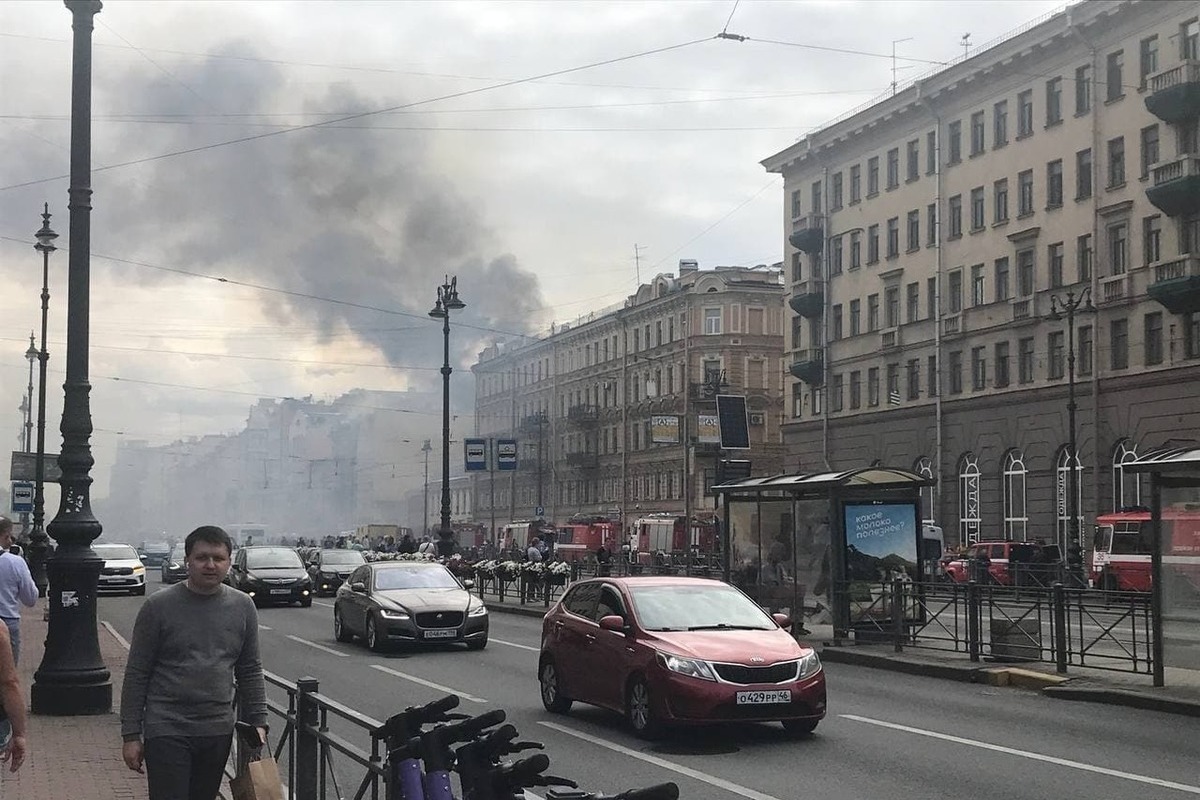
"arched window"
915,456,936,527
1112,439,1142,511
1002,450,1028,541
958,453,981,545
1055,447,1083,550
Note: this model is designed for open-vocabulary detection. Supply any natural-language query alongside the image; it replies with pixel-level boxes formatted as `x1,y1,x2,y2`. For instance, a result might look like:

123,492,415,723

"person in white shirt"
0,518,36,664
526,538,543,562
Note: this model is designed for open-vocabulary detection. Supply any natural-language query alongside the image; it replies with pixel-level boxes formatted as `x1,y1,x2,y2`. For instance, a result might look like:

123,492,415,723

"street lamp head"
34,203,57,253
1048,294,1062,321
429,287,448,319
25,333,37,363
1082,287,1096,314
444,275,466,311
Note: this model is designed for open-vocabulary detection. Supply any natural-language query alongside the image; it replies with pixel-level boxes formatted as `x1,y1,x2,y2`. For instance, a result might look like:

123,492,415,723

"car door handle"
554,620,565,628
585,633,596,642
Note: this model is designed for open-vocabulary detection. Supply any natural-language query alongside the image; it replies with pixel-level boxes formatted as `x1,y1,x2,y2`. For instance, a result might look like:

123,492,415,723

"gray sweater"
120,583,267,741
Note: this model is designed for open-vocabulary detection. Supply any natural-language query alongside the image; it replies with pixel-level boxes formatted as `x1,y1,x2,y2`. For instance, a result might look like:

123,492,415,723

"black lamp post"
21,335,37,543
1049,288,1094,564
421,439,432,538
429,276,465,557
32,0,111,716
30,204,57,597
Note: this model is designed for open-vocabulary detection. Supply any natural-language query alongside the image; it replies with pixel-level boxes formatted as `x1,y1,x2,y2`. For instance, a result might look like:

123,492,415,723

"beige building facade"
764,0,1200,548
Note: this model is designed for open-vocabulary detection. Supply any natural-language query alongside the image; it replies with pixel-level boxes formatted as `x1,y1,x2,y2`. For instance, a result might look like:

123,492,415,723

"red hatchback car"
538,576,826,738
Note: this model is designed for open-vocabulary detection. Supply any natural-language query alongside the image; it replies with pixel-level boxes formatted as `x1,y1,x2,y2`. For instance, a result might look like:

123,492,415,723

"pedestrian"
595,544,611,577
418,536,436,556
0,517,37,663
120,525,267,800
0,623,27,773
526,537,543,563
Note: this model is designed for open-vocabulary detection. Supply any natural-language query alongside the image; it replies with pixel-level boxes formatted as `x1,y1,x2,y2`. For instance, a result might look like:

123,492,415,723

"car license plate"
269,588,290,595
423,629,458,639
735,690,791,705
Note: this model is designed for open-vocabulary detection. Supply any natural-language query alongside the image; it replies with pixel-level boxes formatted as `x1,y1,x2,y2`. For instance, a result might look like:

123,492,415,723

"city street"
97,575,1200,800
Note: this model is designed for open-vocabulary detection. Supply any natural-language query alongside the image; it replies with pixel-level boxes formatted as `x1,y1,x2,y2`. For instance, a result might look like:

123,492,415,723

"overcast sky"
0,0,1066,499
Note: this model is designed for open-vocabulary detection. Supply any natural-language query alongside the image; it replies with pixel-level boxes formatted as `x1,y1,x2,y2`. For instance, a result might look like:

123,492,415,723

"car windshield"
322,551,365,566
144,542,170,553
628,583,775,631
374,566,460,591
246,548,303,569
96,545,140,561
170,545,186,560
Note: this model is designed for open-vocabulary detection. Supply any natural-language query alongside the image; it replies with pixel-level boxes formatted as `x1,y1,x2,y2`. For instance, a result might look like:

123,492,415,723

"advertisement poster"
696,415,720,444
650,415,679,444
843,503,919,582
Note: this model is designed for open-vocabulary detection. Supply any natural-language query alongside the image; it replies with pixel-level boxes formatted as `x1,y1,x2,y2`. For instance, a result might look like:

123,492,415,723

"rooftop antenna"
960,33,972,59
891,37,914,95
634,243,646,285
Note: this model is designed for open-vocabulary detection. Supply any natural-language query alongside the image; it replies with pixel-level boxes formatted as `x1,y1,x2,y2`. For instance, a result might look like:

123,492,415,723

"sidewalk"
4,602,148,800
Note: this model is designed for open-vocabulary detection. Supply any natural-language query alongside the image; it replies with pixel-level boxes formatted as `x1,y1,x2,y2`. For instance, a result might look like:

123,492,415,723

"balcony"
1147,254,1200,314
788,282,824,318
565,451,599,470
788,349,824,385
1146,155,1200,218
1100,273,1134,305
520,412,548,432
942,314,961,336
566,404,598,426
881,327,901,350
1144,59,1200,124
788,215,824,254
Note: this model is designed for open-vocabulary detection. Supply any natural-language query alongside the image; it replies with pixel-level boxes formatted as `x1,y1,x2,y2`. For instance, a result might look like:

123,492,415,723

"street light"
421,439,432,538
20,335,36,543
32,0,111,717
429,275,465,557
30,203,57,596
1049,288,1095,565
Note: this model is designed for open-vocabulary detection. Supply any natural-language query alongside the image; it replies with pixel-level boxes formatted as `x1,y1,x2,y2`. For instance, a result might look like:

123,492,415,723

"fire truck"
553,520,619,561
630,515,718,555
1091,507,1200,592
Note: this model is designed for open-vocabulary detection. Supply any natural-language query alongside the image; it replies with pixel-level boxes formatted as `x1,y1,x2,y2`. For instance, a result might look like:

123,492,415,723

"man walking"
0,517,37,664
120,525,267,800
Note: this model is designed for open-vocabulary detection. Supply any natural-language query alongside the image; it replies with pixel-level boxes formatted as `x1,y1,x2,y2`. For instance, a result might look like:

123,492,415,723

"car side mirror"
772,612,792,630
350,582,367,593
598,614,628,633
461,579,475,590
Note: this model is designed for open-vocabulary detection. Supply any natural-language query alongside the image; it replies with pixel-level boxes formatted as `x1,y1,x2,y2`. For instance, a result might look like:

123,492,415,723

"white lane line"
492,637,540,652
370,664,488,704
841,715,1200,795
258,624,273,631
313,600,335,608
538,722,781,800
101,620,131,651
285,634,350,658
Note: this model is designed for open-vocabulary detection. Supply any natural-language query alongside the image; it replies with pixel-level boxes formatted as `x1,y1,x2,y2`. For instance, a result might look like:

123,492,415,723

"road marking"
538,722,782,800
492,637,540,652
258,624,272,631
313,600,335,608
101,620,130,651
841,715,1200,795
369,665,488,704
285,634,350,658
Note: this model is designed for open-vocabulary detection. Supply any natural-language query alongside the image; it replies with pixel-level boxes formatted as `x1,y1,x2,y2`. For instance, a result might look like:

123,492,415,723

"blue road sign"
464,438,487,471
11,482,33,514
496,439,518,470
535,506,545,518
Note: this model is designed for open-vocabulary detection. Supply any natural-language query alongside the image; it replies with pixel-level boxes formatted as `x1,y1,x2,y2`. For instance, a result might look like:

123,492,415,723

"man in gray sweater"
120,525,267,800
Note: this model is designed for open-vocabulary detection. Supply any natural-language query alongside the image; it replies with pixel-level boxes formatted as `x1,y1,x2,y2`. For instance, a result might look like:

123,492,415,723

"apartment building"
763,0,1200,548
471,262,788,534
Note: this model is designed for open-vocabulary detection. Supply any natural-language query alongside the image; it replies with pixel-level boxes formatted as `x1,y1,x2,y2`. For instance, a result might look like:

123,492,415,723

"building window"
885,286,900,328
1110,317,1128,370
1107,136,1125,187
993,100,1008,147
887,217,900,258
906,358,920,400
849,370,862,409
791,382,803,418
970,187,985,230
790,190,801,219
831,235,844,275
948,350,963,394
1108,222,1128,274
1017,89,1034,137
995,341,1010,387
1017,248,1035,296
971,264,985,306
831,304,843,340
1140,125,1159,179
906,282,920,322
926,130,937,175
811,180,823,214
1106,50,1124,102
1143,215,1161,265
927,278,936,320
994,179,1009,223
1048,242,1064,288
1139,35,1158,86
831,172,843,210
886,363,900,404
1079,325,1094,376
1003,450,1028,541
1018,337,1035,383
927,354,938,397
948,269,963,313
970,111,985,155
830,373,844,413
867,225,880,264
811,387,823,416
916,457,936,526
867,367,880,407
1112,439,1142,511
948,195,963,238
927,203,937,246
791,314,802,349
1076,148,1093,199
704,308,721,335
959,453,982,545
1048,330,1065,379
995,257,1010,301
1045,77,1062,125
850,164,861,204
850,231,862,269
1075,64,1092,114
1144,312,1163,366
971,346,987,391
868,294,880,331
1047,159,1063,208
1188,313,1200,359
867,156,880,195
948,120,962,164
1056,448,1084,551
849,299,861,336
906,139,919,181
1185,18,1200,60
1077,234,1093,283
887,148,899,189
1018,169,1034,216
906,210,920,251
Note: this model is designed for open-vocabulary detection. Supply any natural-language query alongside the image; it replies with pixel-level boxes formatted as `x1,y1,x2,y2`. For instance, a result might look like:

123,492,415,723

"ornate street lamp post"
421,439,432,538
1049,288,1094,570
30,204,58,596
429,276,465,557
32,0,111,716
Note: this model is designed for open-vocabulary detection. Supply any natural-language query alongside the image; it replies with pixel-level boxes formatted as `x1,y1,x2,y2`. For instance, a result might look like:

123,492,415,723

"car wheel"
539,659,572,714
625,677,662,739
781,718,819,736
334,609,354,642
466,636,488,651
366,616,388,653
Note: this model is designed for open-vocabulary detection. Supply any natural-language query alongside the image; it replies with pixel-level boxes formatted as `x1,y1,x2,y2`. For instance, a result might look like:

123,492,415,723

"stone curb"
1042,684,1200,718
819,645,991,682
484,601,549,619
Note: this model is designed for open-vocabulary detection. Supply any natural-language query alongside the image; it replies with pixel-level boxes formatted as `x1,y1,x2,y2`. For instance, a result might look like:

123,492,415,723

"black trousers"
144,734,233,800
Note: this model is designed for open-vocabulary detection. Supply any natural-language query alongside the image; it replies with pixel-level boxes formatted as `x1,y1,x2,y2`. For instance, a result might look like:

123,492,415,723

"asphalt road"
99,575,1200,800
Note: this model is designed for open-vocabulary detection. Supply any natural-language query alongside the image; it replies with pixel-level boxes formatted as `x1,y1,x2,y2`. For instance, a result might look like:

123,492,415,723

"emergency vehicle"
1092,507,1200,592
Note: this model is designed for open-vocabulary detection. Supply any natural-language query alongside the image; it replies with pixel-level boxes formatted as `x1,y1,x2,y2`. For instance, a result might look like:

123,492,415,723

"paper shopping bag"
230,755,285,800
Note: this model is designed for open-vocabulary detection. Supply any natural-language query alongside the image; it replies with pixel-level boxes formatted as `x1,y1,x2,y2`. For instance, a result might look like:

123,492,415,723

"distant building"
763,0,1200,548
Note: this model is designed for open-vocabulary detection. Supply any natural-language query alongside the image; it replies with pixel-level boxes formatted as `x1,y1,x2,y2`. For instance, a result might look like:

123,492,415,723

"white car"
95,543,147,596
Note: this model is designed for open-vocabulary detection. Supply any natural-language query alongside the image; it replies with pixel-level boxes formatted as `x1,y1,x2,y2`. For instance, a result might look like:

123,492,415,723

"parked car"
228,546,313,607
333,561,488,652
138,541,172,568
95,543,147,596
308,549,367,596
538,576,826,739
942,540,1062,586
160,543,188,584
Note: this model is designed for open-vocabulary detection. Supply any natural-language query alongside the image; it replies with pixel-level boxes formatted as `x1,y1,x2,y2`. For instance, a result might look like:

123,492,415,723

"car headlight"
168,562,182,570
132,565,145,574
379,607,410,620
797,651,822,680
657,652,717,681
468,602,488,617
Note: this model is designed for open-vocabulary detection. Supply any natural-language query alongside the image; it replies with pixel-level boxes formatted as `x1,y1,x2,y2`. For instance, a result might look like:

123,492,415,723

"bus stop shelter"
1125,446,1200,687
711,467,932,638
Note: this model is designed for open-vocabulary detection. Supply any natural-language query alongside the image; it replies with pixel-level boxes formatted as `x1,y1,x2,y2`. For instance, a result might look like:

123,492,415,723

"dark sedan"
308,549,367,596
228,546,313,607
160,543,188,584
333,562,488,652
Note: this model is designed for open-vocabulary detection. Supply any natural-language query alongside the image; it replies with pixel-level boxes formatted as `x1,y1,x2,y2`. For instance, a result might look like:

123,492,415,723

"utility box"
989,618,1041,661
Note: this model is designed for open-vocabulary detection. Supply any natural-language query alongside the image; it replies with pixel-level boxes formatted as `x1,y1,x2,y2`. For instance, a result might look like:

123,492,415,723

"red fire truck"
553,520,619,561
630,515,717,555
1091,507,1200,592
